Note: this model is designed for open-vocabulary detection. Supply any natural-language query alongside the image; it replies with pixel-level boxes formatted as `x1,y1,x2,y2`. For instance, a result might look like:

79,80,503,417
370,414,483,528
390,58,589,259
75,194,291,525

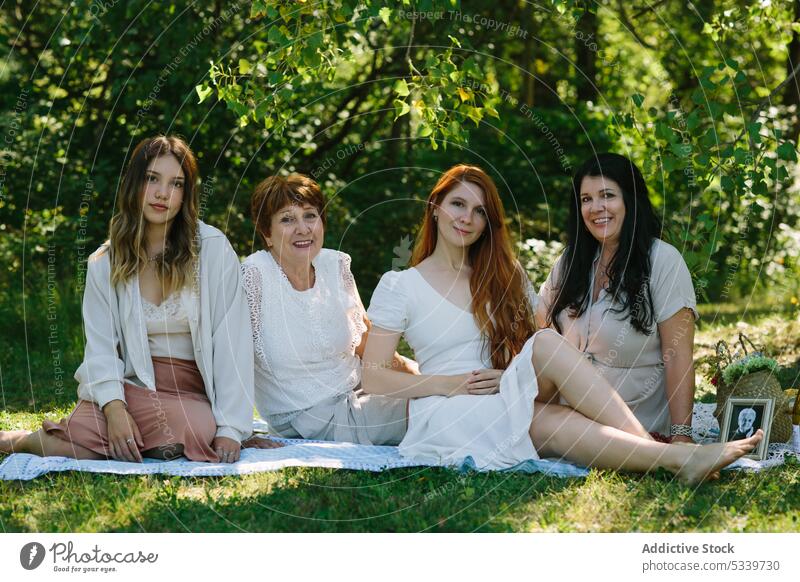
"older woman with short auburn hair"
242,173,416,446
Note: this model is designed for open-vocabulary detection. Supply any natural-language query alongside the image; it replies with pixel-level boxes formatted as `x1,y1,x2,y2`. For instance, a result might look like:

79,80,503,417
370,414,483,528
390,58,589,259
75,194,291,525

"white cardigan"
74,221,254,443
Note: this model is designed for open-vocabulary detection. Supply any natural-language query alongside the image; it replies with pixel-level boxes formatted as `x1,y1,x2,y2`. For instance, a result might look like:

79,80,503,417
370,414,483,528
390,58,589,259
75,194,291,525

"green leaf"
238,59,251,75
268,26,284,45
686,110,702,132
631,93,645,108
721,175,735,192
700,75,715,90
747,122,762,144
378,7,391,25
777,141,798,162
691,89,706,105
418,123,433,138
466,106,483,126
671,142,691,158
195,84,213,104
394,79,410,97
393,99,410,118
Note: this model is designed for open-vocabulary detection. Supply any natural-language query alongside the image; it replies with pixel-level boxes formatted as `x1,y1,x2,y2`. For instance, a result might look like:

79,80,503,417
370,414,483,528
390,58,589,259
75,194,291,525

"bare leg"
532,330,651,439
0,429,105,460
530,403,763,484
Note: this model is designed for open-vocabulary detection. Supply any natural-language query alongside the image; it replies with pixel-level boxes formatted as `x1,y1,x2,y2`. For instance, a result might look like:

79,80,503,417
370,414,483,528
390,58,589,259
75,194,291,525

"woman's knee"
531,329,567,367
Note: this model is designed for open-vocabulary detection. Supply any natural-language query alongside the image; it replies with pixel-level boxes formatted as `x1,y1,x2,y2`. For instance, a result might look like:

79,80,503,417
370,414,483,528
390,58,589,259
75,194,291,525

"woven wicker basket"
713,334,792,444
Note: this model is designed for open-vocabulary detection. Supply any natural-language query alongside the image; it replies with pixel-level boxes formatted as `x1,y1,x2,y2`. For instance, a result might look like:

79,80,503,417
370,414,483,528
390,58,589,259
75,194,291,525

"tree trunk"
575,6,598,103
784,0,800,138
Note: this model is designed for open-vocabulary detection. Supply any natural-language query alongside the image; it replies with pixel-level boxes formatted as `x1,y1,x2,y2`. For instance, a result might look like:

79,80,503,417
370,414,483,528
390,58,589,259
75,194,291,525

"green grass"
2,290,800,532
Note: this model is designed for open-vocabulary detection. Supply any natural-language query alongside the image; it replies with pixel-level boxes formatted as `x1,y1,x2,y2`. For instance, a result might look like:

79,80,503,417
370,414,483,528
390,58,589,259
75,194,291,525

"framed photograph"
720,397,774,460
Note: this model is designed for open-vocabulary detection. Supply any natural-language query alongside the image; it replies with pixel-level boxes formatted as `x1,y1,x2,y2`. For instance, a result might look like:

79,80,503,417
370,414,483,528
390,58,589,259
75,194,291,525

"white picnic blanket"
0,404,794,481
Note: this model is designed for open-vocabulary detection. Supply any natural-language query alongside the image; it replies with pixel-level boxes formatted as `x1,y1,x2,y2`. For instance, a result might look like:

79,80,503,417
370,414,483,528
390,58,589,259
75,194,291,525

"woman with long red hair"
361,164,761,483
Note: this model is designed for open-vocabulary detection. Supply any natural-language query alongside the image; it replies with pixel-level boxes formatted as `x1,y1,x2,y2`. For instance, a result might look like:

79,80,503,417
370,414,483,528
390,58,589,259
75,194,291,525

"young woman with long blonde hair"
361,164,761,483
0,136,271,463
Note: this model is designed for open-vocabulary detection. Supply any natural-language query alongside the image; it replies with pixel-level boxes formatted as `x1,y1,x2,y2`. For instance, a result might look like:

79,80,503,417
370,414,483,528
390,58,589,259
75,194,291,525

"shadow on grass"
696,303,797,329
3,464,798,533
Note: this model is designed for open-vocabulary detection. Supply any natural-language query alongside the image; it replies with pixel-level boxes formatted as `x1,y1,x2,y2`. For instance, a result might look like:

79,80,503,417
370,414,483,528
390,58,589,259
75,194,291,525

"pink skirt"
43,357,219,462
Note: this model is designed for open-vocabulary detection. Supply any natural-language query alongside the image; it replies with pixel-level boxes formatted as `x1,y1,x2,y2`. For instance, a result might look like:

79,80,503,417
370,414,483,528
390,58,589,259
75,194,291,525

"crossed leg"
528,331,762,484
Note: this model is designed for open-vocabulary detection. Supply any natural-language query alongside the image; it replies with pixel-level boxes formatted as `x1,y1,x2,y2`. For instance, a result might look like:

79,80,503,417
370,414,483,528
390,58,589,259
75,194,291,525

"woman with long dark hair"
538,153,697,442
361,164,760,483
0,136,270,462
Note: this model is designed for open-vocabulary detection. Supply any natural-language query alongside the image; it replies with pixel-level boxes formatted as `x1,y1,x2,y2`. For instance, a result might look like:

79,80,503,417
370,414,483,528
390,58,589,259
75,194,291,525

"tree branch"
617,0,656,50
733,60,800,151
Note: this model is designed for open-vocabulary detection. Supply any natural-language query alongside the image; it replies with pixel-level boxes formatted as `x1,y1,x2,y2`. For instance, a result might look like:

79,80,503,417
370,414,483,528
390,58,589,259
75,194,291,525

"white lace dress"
241,248,407,445
367,268,551,469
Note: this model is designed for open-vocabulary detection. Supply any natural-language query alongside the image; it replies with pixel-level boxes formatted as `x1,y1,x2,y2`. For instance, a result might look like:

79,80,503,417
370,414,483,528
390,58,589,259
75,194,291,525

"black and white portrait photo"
720,398,774,460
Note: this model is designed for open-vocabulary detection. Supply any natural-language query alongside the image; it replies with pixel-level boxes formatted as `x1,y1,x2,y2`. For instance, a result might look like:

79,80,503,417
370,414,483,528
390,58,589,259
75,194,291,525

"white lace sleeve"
241,262,268,369
339,253,368,350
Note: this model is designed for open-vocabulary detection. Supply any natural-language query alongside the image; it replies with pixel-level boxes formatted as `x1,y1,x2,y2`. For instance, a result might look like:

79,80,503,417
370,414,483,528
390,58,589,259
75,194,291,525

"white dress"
367,267,550,469
242,248,407,445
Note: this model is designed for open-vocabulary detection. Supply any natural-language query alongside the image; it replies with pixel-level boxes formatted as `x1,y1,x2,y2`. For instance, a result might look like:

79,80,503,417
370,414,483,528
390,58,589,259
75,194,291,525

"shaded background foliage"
1,1,799,394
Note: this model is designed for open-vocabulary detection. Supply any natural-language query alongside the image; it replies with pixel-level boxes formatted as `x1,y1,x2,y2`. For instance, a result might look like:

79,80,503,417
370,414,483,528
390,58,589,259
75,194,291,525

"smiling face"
266,203,324,263
140,154,185,228
579,175,626,246
433,181,488,249
738,408,756,431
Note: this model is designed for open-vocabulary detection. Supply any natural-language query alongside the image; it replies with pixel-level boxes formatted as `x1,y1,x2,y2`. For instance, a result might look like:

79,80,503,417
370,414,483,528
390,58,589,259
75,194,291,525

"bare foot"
0,430,32,454
674,429,764,485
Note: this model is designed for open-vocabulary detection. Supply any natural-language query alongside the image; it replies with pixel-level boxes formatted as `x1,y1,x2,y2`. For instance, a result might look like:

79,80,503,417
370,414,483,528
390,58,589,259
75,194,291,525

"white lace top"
241,248,368,422
142,292,195,361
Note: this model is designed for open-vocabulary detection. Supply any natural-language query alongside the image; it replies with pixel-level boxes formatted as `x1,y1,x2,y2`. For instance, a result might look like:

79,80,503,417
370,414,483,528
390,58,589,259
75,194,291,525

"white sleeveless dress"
367,267,552,469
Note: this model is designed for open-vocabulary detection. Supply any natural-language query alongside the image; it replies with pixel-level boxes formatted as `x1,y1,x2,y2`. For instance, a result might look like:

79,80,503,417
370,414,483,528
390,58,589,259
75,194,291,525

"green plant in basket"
721,354,780,386
713,336,792,444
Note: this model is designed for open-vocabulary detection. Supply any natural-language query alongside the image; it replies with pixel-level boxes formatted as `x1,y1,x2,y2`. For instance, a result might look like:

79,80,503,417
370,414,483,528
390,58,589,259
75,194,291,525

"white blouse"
74,221,254,443
142,292,195,361
241,248,367,422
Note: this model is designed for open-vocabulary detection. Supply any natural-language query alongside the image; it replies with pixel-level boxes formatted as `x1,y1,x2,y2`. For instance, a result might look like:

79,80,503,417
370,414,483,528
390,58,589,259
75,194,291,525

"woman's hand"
442,369,504,396
103,400,143,462
242,435,285,449
671,435,695,444
213,436,241,463
466,369,504,395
